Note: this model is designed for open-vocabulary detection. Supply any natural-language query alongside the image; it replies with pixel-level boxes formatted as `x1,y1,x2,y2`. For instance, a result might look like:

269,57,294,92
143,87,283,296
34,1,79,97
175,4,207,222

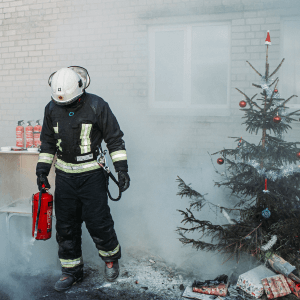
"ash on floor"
59,247,192,300
1,247,193,300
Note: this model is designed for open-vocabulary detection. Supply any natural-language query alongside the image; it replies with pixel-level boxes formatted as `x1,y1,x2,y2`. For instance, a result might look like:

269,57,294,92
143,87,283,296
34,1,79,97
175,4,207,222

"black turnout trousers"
55,170,121,268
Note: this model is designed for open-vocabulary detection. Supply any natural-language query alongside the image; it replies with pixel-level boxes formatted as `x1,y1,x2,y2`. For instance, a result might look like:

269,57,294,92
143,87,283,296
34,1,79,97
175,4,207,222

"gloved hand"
37,174,51,191
118,171,130,192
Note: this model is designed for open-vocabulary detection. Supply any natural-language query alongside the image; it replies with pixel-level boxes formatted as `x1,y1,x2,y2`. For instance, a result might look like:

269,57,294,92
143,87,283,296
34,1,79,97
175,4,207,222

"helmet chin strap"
52,93,83,106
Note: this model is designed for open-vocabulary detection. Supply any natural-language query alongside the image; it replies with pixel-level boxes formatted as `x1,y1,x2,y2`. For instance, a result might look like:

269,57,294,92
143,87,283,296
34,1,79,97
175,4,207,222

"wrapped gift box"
268,254,296,277
237,265,276,298
192,282,228,296
286,277,300,298
261,274,291,299
182,286,226,300
192,275,228,296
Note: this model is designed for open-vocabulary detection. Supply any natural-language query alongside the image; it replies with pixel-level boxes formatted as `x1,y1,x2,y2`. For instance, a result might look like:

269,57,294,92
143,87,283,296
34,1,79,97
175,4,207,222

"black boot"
104,260,119,282
54,266,83,292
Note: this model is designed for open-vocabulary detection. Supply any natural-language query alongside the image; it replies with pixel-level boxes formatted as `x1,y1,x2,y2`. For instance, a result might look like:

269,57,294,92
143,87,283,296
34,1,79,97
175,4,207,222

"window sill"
146,106,231,116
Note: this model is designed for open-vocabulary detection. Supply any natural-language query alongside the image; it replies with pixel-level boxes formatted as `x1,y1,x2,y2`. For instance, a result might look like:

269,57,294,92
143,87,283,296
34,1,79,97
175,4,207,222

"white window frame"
148,22,231,116
280,16,300,109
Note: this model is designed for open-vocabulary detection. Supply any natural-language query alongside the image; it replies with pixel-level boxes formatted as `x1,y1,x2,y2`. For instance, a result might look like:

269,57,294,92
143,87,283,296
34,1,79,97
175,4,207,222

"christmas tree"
177,31,300,267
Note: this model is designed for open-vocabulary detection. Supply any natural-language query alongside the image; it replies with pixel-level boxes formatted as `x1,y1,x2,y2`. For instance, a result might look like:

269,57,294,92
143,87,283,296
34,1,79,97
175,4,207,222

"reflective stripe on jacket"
36,92,128,176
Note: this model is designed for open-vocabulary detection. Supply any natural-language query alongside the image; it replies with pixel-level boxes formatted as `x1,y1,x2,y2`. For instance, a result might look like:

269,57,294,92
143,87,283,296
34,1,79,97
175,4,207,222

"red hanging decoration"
273,115,281,123
274,89,278,93
217,158,224,165
297,152,300,159
238,137,242,147
239,100,247,108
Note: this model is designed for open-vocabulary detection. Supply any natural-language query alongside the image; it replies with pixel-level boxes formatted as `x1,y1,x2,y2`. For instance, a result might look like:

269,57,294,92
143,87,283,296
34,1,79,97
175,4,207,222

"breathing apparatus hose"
96,146,122,201
101,166,122,201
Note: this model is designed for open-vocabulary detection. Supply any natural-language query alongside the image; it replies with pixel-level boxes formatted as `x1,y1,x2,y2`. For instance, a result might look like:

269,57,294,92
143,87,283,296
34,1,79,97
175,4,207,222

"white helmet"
48,66,90,106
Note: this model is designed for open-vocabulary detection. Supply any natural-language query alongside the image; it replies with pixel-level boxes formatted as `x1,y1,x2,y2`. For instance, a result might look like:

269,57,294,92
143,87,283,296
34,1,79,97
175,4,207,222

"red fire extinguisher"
32,185,53,240
33,119,42,148
16,120,24,147
25,120,34,148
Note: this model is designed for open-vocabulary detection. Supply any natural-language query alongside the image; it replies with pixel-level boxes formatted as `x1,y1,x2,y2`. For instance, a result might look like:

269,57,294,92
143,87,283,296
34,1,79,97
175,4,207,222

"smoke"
1,0,300,298
0,213,59,300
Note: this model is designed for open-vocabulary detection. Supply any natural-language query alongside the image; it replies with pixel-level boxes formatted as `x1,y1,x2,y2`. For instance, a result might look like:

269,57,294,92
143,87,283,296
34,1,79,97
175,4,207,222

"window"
149,23,231,115
281,19,300,106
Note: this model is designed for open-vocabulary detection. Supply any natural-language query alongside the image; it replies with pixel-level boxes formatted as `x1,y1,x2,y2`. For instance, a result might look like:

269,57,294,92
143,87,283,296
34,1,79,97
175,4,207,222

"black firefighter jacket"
36,92,128,177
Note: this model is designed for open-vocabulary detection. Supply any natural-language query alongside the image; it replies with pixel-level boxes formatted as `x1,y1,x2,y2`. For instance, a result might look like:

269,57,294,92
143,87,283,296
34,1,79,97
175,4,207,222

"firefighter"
36,67,130,292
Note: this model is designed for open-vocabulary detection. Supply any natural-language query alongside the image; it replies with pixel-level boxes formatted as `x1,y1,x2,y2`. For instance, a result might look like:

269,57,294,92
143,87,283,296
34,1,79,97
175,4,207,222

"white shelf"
0,198,32,214
0,151,39,155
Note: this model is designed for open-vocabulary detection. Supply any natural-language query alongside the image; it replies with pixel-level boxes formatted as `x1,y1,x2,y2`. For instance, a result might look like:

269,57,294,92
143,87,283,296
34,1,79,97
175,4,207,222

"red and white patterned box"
237,265,276,298
261,274,291,299
192,283,228,296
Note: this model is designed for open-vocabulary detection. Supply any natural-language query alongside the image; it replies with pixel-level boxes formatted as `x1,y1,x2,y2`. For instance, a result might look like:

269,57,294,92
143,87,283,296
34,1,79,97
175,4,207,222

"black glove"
118,171,130,192
37,174,50,191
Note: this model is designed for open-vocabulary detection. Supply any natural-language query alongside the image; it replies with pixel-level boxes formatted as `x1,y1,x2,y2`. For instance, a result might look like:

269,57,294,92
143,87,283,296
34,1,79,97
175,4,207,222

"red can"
26,120,34,148
33,120,42,148
32,189,53,240
16,120,24,147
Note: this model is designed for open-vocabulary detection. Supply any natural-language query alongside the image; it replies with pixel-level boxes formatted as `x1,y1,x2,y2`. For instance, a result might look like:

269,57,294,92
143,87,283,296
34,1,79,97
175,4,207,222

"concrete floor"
0,248,192,300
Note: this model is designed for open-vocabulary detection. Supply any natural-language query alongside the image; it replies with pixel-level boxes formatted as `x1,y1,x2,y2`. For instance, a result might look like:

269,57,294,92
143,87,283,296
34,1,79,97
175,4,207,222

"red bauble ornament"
239,100,247,108
297,152,300,159
273,115,281,123
274,89,278,93
217,158,224,165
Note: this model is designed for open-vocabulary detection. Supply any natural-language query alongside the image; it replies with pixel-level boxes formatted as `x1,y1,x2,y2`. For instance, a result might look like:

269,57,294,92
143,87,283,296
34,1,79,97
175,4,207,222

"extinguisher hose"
34,188,43,239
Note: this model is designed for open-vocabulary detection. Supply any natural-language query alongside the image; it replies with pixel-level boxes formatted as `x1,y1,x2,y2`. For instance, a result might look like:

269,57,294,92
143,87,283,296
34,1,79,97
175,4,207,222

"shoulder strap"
86,93,98,116
48,100,56,112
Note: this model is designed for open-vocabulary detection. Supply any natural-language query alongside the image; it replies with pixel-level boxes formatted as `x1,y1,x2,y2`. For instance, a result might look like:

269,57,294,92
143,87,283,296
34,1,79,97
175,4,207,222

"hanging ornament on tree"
274,89,278,93
262,208,271,218
297,152,300,159
273,113,281,123
237,137,242,147
239,100,247,108
217,158,224,165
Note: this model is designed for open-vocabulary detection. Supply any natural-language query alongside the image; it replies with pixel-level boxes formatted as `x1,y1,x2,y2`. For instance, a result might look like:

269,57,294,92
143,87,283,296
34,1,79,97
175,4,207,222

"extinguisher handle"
41,183,47,192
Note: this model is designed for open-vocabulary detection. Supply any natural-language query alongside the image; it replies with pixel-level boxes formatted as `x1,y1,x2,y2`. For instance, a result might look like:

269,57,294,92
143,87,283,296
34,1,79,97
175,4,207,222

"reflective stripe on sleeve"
38,153,54,164
60,257,83,268
99,244,120,257
55,159,100,174
110,150,127,163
